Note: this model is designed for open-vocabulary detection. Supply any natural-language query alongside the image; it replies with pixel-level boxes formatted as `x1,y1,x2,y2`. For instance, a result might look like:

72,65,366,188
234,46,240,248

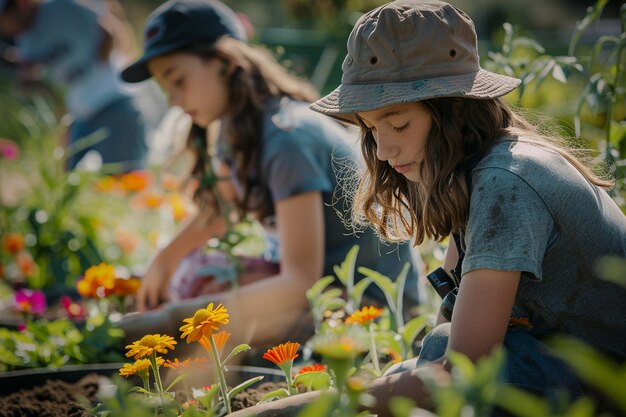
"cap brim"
120,40,192,83
310,69,521,124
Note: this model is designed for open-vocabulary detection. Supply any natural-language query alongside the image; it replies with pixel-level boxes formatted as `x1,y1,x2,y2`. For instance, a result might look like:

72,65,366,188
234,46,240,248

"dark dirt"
0,373,99,417
0,373,286,416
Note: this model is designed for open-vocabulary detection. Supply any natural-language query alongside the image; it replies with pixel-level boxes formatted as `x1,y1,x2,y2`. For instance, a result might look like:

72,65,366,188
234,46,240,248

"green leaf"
227,375,264,398
164,373,187,392
447,350,475,381
388,397,418,417
128,387,156,396
358,266,396,309
307,275,336,300
495,385,548,417
609,121,626,149
222,343,251,365
333,244,360,287
548,336,626,413
400,315,428,352
351,278,372,310
259,387,289,402
293,371,331,391
569,0,610,55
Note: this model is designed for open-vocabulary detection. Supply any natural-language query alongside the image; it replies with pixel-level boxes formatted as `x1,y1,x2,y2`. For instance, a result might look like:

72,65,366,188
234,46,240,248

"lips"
392,163,413,174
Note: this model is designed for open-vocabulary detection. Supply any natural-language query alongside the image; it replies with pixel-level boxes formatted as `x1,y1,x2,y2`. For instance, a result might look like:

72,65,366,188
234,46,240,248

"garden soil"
0,373,286,416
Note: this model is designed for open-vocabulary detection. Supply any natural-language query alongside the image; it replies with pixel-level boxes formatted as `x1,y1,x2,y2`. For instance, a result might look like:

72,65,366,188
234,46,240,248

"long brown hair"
354,97,614,245
182,37,319,219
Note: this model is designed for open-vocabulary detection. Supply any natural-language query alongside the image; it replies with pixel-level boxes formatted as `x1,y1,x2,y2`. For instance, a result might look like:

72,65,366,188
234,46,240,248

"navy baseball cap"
121,0,247,83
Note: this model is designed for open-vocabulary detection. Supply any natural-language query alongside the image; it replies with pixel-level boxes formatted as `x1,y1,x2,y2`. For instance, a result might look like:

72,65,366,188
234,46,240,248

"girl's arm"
447,268,521,362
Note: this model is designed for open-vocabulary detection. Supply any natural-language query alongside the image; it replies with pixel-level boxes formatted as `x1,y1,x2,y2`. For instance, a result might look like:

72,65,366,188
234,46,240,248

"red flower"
61,296,86,320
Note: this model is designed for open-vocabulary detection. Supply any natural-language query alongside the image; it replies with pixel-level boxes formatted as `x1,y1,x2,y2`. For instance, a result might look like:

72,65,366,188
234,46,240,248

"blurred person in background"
0,0,155,172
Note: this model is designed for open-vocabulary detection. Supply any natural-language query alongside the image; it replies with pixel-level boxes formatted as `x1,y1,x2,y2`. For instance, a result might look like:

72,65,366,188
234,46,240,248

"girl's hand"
137,255,176,311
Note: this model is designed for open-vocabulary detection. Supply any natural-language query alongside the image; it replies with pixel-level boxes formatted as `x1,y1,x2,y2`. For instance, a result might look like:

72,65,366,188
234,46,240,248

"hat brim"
120,39,192,83
310,69,521,124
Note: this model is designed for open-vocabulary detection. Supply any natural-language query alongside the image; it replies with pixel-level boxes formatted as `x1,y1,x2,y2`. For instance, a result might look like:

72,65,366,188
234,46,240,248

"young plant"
345,306,384,376
124,333,178,406
179,302,262,415
261,341,301,399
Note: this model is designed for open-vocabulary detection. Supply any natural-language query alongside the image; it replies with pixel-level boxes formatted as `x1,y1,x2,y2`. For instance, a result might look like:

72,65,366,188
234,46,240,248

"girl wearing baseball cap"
119,0,419,350
311,0,626,410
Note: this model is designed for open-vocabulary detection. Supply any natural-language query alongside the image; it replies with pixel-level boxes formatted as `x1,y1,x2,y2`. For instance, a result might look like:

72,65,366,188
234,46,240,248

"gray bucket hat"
310,0,520,124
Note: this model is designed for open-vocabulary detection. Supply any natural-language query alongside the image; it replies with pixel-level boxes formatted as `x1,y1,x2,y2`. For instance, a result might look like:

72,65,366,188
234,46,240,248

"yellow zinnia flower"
263,342,300,366
179,303,229,343
345,306,384,325
125,334,177,359
119,357,164,377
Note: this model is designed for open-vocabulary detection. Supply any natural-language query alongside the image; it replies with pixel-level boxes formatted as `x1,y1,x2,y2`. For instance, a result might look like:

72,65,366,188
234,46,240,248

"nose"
375,133,396,162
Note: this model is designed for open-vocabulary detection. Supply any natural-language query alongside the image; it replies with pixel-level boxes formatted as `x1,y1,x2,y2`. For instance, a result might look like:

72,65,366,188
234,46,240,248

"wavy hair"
353,97,614,245
181,37,319,219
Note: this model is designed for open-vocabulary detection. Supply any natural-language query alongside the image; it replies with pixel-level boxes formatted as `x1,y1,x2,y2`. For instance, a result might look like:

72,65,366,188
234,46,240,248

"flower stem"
149,354,165,405
209,335,231,414
368,324,380,376
282,362,296,396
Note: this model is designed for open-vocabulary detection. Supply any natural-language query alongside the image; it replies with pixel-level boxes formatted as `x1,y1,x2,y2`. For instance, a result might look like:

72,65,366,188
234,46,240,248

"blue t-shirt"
218,97,419,304
16,0,128,120
464,139,626,360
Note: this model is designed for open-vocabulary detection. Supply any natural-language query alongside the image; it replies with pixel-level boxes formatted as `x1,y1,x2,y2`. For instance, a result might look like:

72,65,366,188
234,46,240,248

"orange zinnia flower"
16,253,36,277
263,342,300,366
198,330,231,354
179,303,229,343
108,277,141,297
3,233,24,255
163,357,191,370
345,306,384,325
125,334,177,360
119,170,152,192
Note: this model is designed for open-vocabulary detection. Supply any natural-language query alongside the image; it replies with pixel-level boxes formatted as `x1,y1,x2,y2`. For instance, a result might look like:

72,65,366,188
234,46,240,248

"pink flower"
0,139,19,160
14,288,47,314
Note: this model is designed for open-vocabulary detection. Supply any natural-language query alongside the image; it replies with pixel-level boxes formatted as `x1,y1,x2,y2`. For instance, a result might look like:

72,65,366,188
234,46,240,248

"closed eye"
393,122,409,133
173,76,185,88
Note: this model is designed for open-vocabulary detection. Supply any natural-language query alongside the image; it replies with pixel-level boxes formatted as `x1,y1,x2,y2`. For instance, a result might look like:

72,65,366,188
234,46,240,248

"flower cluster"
1,233,37,287
76,263,140,299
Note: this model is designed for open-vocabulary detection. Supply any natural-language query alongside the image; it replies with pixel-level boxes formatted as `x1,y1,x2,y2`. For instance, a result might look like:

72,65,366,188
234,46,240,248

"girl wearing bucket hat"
118,0,420,350
311,0,626,408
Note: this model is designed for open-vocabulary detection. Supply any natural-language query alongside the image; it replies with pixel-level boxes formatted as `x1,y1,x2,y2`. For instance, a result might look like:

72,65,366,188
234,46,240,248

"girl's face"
148,52,230,128
358,102,432,182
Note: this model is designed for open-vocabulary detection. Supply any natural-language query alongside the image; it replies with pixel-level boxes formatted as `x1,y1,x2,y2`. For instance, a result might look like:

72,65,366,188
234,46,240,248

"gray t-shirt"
218,97,418,303
463,139,626,360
